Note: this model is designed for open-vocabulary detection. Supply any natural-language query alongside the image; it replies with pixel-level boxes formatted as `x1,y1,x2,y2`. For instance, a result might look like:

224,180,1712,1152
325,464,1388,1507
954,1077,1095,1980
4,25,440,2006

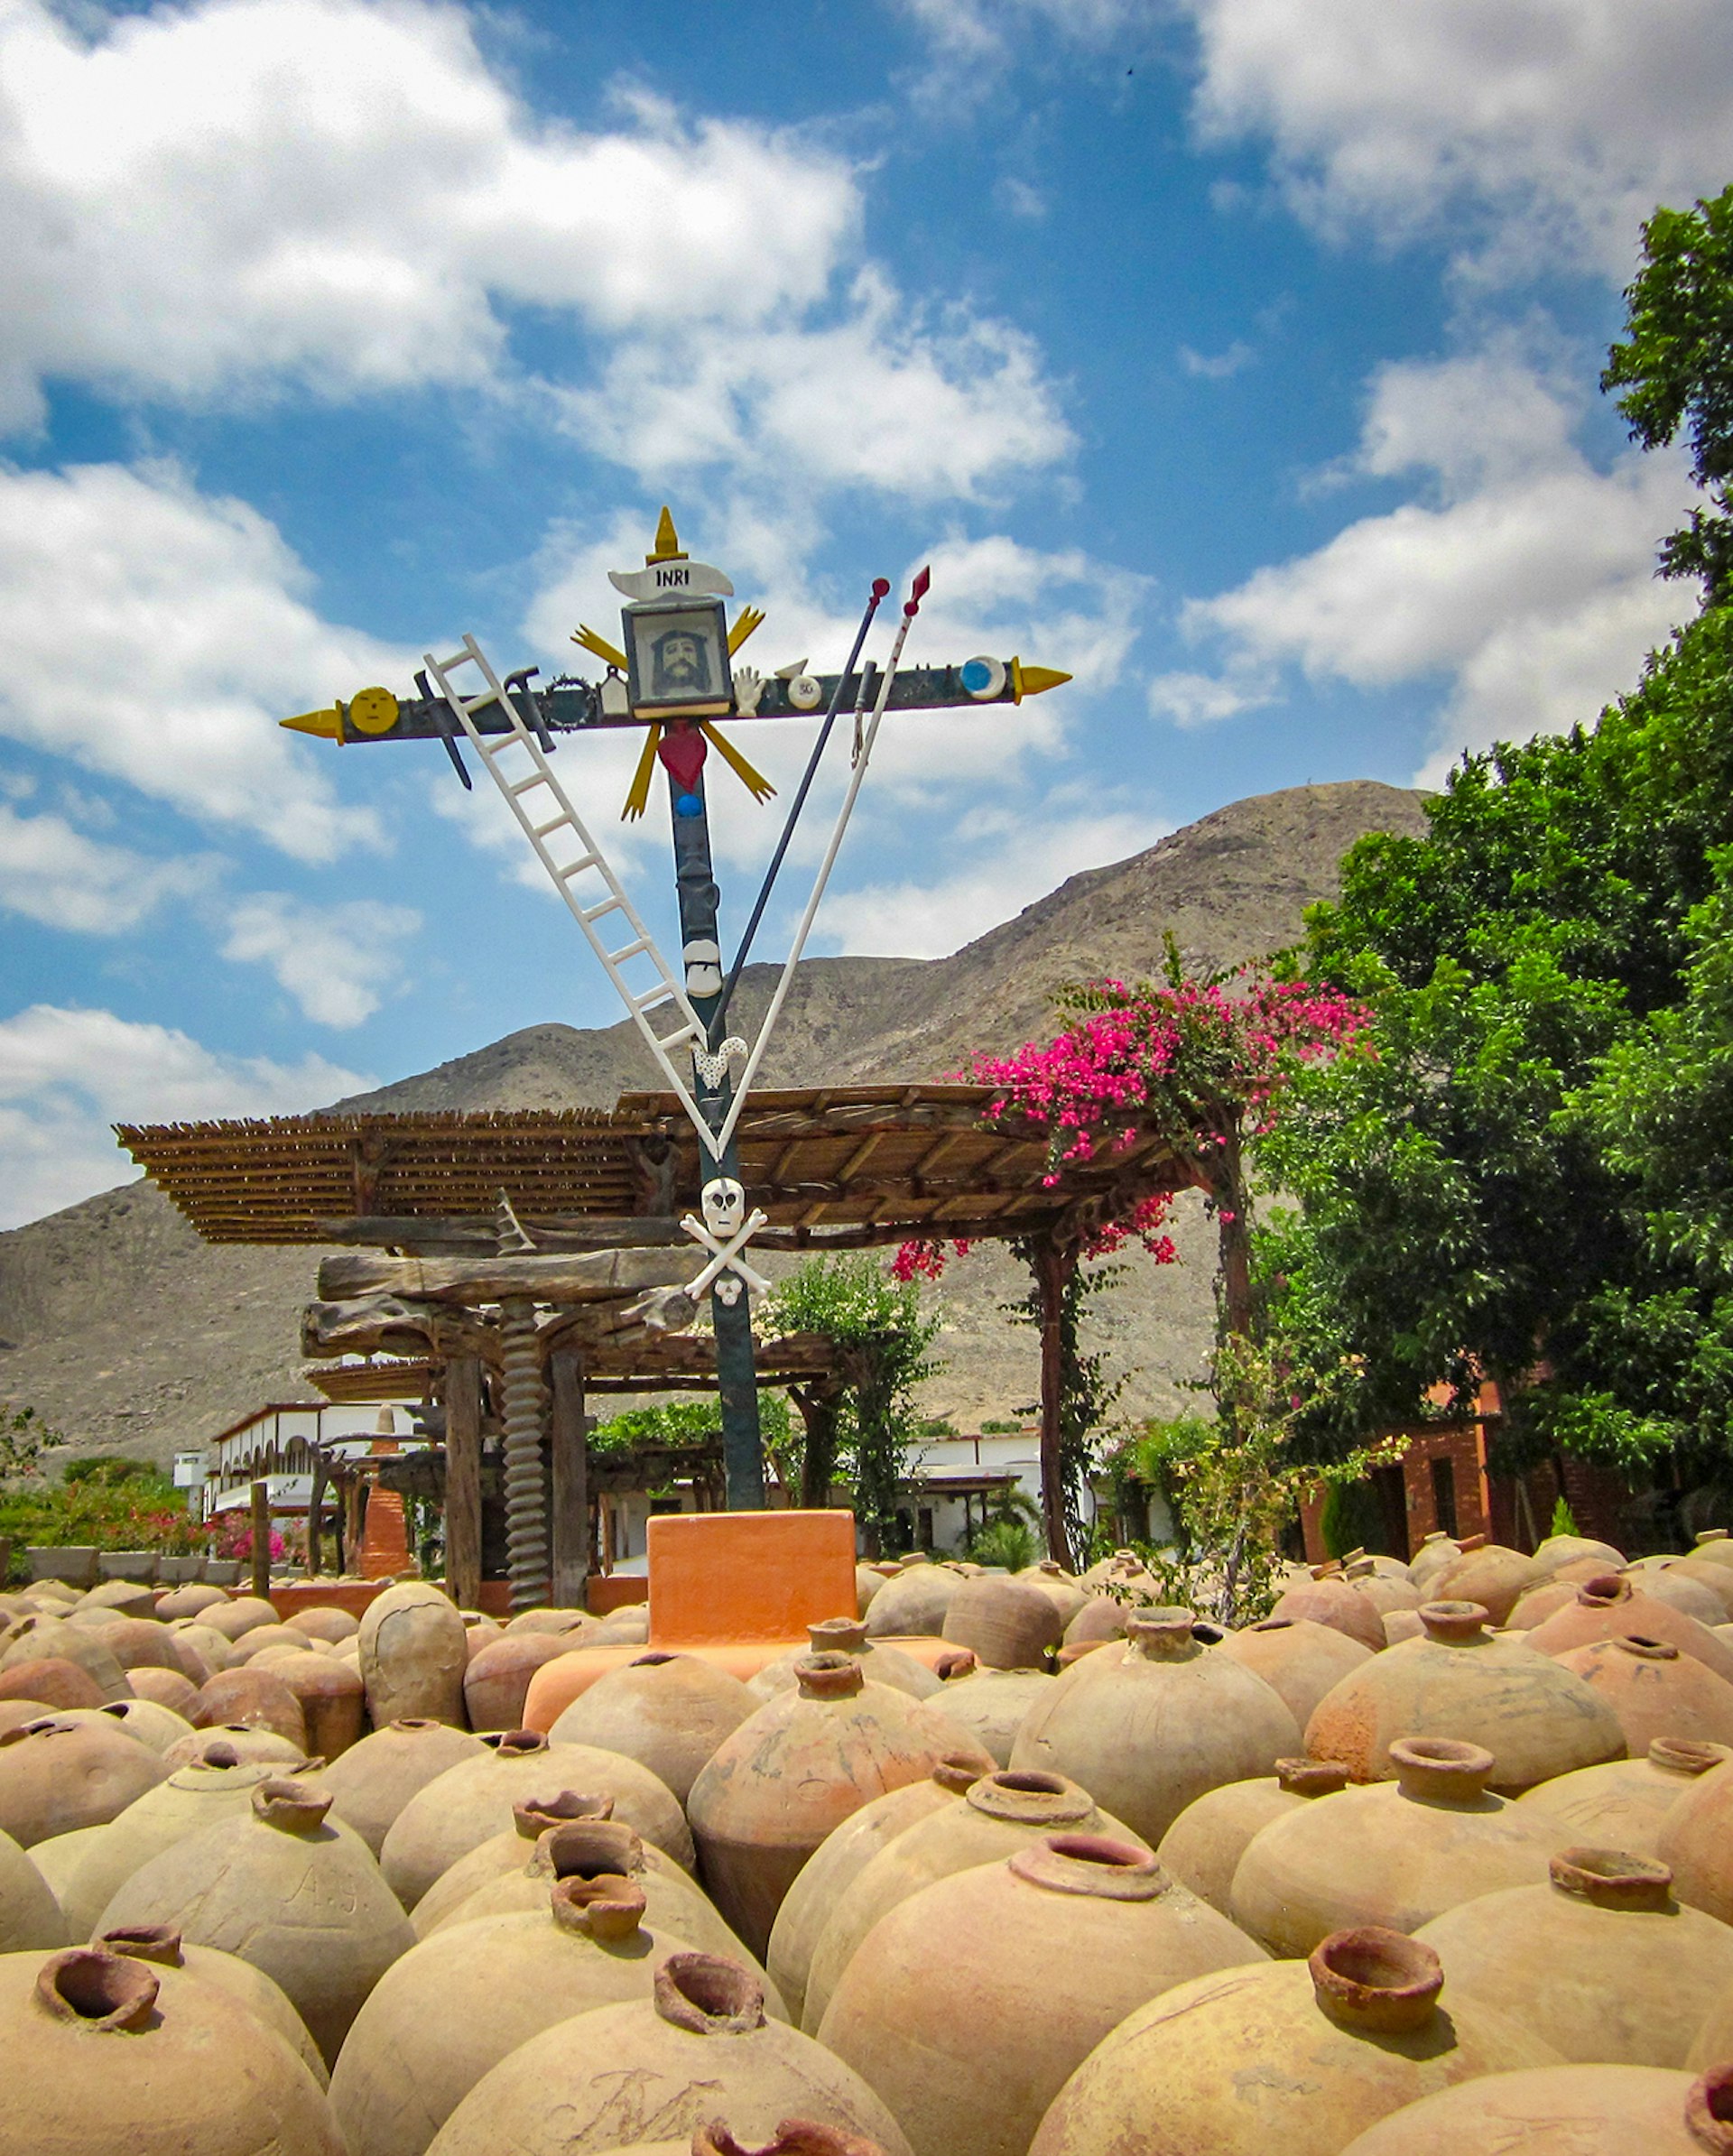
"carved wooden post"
249,1479,271,1601
1031,1234,1080,1572
548,1348,589,1610
444,1355,484,1611
305,1453,327,1578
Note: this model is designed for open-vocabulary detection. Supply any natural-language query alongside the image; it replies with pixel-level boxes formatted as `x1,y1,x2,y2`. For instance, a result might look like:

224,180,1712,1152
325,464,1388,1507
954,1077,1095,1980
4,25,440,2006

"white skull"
701,1177,746,1235
713,1275,744,1308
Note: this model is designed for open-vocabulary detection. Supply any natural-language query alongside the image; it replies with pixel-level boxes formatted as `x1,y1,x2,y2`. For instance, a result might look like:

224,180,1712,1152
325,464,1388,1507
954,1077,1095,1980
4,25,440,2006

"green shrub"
966,1519,1036,1570
61,1456,161,1487
1320,1476,1387,1560
1549,1494,1580,1540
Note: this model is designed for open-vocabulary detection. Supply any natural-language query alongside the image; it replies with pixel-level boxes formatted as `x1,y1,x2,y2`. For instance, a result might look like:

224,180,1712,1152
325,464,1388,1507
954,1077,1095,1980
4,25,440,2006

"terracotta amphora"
1530,1532,1627,1578
819,1835,1263,2156
1516,1736,1731,1855
0,1655,107,1710
1339,2063,1733,2155
0,1616,128,1698
1662,1559,1733,1622
1413,1846,1733,2067
1526,1573,1733,1681
750,1620,942,1702
1217,1617,1373,1729
1690,1530,1733,1570
383,1727,693,1906
1632,1567,1732,1628
125,1665,202,1718
95,1775,415,2066
255,1652,366,1760
1343,1559,1422,1618
51,1697,192,1757
767,1759,981,2030
926,1665,1052,1764
0,1944,344,2156
286,1605,360,1646
162,1722,307,1770
359,1582,468,1728
688,1654,993,1961
422,1953,912,2156
192,1666,309,1749
1018,1562,1089,1626
99,1921,328,2087
591,1605,652,1645
1061,1596,1130,1649
1659,1753,1733,1923
1271,1572,1388,1652
331,1874,704,2156
464,1632,581,1731
14,1823,100,1918
228,1623,318,1663
0,1714,166,1846
409,1791,616,1933
551,1652,757,1808
861,1562,962,1640
200,1596,281,1642
0,1822,62,1950
1552,1633,1733,1751
1420,1541,1543,1624
941,1576,1064,1669
1026,1926,1557,2156
1229,1736,1560,1956
154,1583,229,1621
1157,1757,1348,1915
1406,1532,1461,1592
1009,1611,1301,1845
801,1767,1146,2034
320,1717,484,1856
1303,1599,1626,1788
77,1615,187,1676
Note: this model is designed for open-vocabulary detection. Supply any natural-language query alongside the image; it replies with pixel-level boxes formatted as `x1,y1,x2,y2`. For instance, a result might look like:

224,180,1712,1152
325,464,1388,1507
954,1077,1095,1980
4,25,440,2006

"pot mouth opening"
551,1872,646,1941
696,2125,885,2156
1310,1927,1442,2031
1416,1600,1491,1642
654,1952,766,2034
540,1818,643,1879
392,1718,441,1731
968,1769,1091,1825
486,1729,551,1755
252,1777,332,1832
1275,1757,1349,1797
808,1618,868,1651
97,1926,183,1967
628,1652,681,1669
1688,2063,1733,2153
1579,1573,1633,1606
514,1792,616,1839
793,1652,865,1698
1550,1846,1674,1908
1251,1618,1297,1633
1008,1833,1167,1901
931,1753,986,1795
35,1948,159,2031
1651,1738,1730,1774
1617,1635,1679,1660
1389,1735,1495,1801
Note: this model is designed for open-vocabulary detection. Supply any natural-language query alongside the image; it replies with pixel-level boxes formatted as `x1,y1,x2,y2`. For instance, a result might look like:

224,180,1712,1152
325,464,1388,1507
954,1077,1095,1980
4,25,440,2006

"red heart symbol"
656,726,708,792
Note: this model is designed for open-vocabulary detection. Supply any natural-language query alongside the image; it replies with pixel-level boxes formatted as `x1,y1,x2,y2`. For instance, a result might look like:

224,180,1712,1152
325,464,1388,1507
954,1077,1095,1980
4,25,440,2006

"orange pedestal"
649,1510,858,1647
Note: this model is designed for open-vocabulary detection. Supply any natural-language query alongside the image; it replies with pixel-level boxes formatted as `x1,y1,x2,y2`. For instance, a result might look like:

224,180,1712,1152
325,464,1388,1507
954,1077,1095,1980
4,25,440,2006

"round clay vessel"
155,1583,230,1620
98,1921,328,2087
1516,1736,1731,1854
97,1774,414,2064
1552,1633,1733,1751
1339,2064,1733,2155
0,1656,107,1710
0,1617,128,1698
320,1717,484,1856
463,1632,579,1730
0,1715,166,1846
505,1606,598,1639
1157,1757,1348,1916
170,1621,235,1680
1631,1567,1732,1628
55,1698,193,1756
407,1791,619,1932
1526,1573,1733,1681
1009,1612,1301,1845
1018,1562,1089,1625
1659,1754,1733,1923
861,1563,962,1639
1414,1846,1733,2066
287,1606,358,1645
0,1824,63,1950
1230,1736,1561,1955
331,1874,702,2156
227,1623,316,1663
767,1759,981,2029
79,1615,187,1675
1061,1596,1129,1648
200,1596,281,1642
260,1652,366,1759
856,1565,885,1617
384,1727,693,1906
820,1835,1265,2156
1217,1617,1374,1729
1650,1559,1733,1620
192,1666,309,1748
1691,1980,1733,2072
0,1943,344,2156
1303,1599,1626,1788
927,1666,1052,1764
590,1605,651,1644
125,1665,201,1717
1271,1572,1387,1652
688,1655,993,1961
751,1620,942,1702
422,1952,912,2156
941,1576,1063,1669
551,1652,756,1807
0,1698,51,1737
358,1582,468,1728
1691,1530,1733,1568
163,1723,307,1770
1343,1559,1422,1617
1406,1532,1462,1590
1506,1576,1590,1629
1029,1924,1554,2156
802,1767,1146,2033
1423,1542,1545,1624
1531,1531,1627,1578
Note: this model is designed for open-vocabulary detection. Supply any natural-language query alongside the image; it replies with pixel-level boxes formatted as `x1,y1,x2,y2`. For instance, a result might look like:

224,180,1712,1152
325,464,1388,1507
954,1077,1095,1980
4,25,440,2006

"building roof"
306,1330,841,1400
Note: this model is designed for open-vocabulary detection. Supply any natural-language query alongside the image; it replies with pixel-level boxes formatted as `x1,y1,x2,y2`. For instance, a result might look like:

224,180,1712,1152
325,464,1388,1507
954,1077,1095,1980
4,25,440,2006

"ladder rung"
530,815,571,840
431,650,475,672
655,1027,697,1051
506,773,549,798
555,857,599,881
579,895,626,921
629,988,677,1012
607,938,653,966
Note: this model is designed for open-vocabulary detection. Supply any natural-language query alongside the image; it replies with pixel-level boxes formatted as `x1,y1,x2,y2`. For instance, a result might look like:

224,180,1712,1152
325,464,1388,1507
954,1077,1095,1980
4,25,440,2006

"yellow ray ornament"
621,723,663,821
700,723,776,803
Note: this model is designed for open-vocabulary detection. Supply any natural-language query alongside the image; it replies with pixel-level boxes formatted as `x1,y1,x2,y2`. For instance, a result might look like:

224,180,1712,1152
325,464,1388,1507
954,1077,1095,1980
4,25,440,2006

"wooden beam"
315,1214,690,1253
443,1356,483,1612
316,1246,692,1306
249,1480,271,1600
548,1349,588,1612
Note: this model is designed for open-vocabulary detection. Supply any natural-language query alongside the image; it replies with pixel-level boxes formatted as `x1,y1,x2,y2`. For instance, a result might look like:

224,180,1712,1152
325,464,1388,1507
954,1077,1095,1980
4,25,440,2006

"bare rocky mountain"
0,782,1428,1459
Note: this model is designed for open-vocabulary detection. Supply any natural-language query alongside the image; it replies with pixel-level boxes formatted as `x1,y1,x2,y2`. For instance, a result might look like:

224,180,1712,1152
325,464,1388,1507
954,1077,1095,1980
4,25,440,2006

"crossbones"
681,1181,771,1304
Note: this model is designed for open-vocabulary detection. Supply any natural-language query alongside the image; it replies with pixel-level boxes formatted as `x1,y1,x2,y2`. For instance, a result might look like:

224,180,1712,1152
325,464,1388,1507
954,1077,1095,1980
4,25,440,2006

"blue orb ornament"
675,791,703,818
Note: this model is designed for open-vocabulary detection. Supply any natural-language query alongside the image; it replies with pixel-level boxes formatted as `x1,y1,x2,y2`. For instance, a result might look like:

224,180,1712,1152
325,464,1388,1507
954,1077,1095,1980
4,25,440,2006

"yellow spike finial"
647,506,686,564
280,705,344,742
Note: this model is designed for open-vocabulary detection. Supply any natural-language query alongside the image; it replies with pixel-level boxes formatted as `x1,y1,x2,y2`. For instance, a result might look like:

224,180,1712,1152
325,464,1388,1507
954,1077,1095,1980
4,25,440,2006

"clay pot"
60,1753,311,1939
1010,1612,1302,1845
1217,1617,1374,1730
99,1921,328,2086
0,1944,344,2155
1413,1846,1733,2067
192,1667,309,1749
802,1767,1147,2034
1516,1736,1732,1854
331,1874,705,2156
1229,1736,1562,1956
820,1835,1265,2156
1343,1559,1421,1618
421,1952,912,2156
53,1698,192,1756
927,1666,1053,1764
1531,1531,1626,1576
0,1825,63,1951
0,1699,51,1738
1505,1576,1585,1629
97,1775,415,2065
1659,1754,1733,1923
1303,1599,1626,1789
1691,1530,1733,1570
1650,1559,1733,1621
0,1716,167,1846
856,1566,884,1617
200,1596,281,1642
1340,2064,1733,2155
229,1623,317,1662
1029,1925,1555,2156
1271,1573,1388,1652
79,1616,187,1675
689,1654,993,1962
358,1581,468,1728
1524,1574,1733,1685
1061,1597,1130,1648
590,1605,651,1644
0,1657,107,1710
383,1727,694,1907
162,1724,308,1771
320,1718,485,1856
28,1821,106,1912
125,1665,201,1718
154,1583,229,1620
750,1620,942,1702
0,1617,128,1698
464,1632,579,1730
1630,1566,1732,1628
1157,1757,1348,1916
861,1563,962,1639
263,1652,366,1760
1406,1531,1462,1590
505,1606,599,1639
1423,1542,1544,1624
287,1606,359,1645
941,1576,1063,1669
1552,1634,1733,1751
551,1652,757,1807
767,1760,982,2030
76,1579,159,1622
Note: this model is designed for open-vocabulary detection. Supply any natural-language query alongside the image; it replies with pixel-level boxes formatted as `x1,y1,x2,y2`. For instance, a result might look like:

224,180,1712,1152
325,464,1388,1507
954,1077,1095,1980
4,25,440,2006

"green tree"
1005,1245,1126,1568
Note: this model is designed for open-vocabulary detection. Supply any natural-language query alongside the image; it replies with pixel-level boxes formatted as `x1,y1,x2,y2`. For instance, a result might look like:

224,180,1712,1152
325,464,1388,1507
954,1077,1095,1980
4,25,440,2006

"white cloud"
1181,340,1254,380
0,460,400,861
0,1003,369,1226
821,805,1160,958
220,893,422,1027
1181,0,1733,278
1151,345,1697,777
0,803,217,932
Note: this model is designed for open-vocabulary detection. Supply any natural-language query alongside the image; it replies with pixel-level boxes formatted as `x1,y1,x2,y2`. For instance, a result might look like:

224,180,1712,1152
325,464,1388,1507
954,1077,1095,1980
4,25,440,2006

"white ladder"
422,635,722,1158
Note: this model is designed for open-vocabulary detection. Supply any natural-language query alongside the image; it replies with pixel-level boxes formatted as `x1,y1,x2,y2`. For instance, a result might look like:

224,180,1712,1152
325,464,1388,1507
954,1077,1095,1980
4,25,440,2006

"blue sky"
2,0,1728,1226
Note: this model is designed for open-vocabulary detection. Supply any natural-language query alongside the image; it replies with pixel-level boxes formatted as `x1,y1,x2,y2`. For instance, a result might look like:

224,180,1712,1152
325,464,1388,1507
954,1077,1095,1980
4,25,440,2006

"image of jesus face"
653,629,710,697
